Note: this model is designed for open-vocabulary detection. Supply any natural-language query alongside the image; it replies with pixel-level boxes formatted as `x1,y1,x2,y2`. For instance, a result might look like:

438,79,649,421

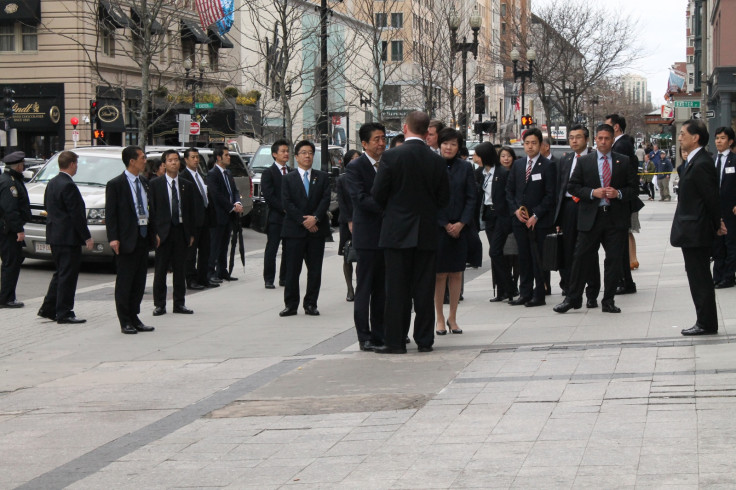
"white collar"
165,174,177,185
687,146,702,164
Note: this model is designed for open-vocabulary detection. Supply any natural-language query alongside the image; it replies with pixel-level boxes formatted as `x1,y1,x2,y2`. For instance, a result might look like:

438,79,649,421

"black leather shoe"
0,300,24,308
304,305,320,316
359,340,378,352
489,294,511,303
152,306,166,316
374,345,407,354
509,296,531,306
681,325,717,336
553,298,582,313
615,284,637,295
121,324,138,334
265,283,276,289
220,275,238,281
187,282,205,290
173,306,193,314
715,280,735,289
205,281,220,288
601,300,621,313
279,308,297,317
58,316,86,324
405,337,411,344
586,298,598,308
208,277,223,284
135,323,155,332
417,345,433,353
279,280,285,287
38,309,56,320
525,298,546,307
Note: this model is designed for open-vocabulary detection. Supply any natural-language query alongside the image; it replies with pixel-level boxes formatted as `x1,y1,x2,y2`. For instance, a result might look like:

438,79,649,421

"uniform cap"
2,151,25,164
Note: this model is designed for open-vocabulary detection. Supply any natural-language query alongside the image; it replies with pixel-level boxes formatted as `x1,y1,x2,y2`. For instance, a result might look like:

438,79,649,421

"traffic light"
90,100,98,122
94,129,105,139
2,88,15,118
474,83,486,115
521,114,534,127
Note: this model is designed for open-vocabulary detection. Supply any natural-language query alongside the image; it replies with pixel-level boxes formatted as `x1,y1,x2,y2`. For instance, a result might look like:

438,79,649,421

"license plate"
35,242,52,253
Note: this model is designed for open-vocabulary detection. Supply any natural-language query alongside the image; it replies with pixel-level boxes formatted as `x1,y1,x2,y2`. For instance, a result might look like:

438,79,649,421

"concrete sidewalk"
2,200,736,489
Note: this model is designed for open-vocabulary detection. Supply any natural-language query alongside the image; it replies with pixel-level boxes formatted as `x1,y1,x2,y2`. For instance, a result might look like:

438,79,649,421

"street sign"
71,130,79,142
706,110,716,119
692,112,702,119
195,102,213,109
673,100,701,108
190,121,200,135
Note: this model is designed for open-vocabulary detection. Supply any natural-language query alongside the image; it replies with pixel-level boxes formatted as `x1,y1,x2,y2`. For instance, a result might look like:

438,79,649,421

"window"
501,3,506,16
501,22,506,35
391,13,403,28
208,43,219,71
391,40,403,61
381,41,387,61
0,24,14,51
21,25,37,51
0,23,37,52
384,85,401,106
182,38,195,65
102,27,115,57
376,13,387,28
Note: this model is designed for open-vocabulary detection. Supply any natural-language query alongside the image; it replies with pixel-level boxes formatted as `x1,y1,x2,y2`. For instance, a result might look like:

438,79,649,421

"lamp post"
449,4,482,138
183,58,208,140
589,95,600,136
562,83,575,131
510,46,536,133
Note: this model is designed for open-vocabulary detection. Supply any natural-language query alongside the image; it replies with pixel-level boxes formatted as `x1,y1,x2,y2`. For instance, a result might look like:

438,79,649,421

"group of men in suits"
711,126,736,290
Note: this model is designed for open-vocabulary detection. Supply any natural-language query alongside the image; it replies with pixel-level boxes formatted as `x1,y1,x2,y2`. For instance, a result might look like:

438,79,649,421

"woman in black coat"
435,128,477,335
336,149,360,301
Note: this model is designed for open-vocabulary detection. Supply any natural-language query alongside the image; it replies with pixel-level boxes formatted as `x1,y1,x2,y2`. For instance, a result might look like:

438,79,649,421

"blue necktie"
303,171,310,196
223,169,233,201
135,177,147,237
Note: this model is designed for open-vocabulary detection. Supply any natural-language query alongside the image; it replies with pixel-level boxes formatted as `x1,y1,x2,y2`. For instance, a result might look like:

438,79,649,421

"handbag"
343,239,358,263
542,232,564,271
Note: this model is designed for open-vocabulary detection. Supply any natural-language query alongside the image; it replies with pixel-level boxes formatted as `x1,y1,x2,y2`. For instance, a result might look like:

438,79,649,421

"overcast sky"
531,0,688,106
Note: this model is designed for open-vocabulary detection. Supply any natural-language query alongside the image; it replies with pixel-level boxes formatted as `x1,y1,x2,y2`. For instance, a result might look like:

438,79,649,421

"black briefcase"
249,201,270,234
542,232,564,271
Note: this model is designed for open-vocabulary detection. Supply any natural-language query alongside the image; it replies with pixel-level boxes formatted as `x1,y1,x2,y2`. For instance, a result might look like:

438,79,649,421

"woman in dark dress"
336,149,360,301
498,146,520,295
435,128,477,335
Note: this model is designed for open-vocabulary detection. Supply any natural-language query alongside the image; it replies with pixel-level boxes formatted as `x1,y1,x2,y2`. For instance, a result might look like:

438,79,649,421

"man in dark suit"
346,122,386,351
106,146,155,334
38,151,93,324
553,124,601,307
606,114,640,295
372,111,450,354
207,146,243,283
279,140,331,317
149,149,195,316
712,126,736,289
505,128,557,307
179,147,218,290
673,120,724,335
261,139,293,289
554,124,638,314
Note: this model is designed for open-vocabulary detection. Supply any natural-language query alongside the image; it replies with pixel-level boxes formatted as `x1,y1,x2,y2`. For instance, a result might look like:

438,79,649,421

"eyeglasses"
298,151,315,156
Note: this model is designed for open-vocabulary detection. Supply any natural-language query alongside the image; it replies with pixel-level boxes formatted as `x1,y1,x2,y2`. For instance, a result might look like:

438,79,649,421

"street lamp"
562,82,575,130
183,57,208,121
449,4,482,136
359,89,372,109
589,95,600,136
510,45,536,132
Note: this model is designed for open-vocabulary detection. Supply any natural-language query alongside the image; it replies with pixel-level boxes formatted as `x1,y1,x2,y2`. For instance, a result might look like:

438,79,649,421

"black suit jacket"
179,167,209,228
613,134,644,212
261,162,292,225
438,158,476,226
553,149,593,223
505,154,557,228
281,168,331,238
346,154,383,250
716,151,736,217
148,175,195,243
568,151,638,232
44,172,91,246
336,174,353,224
475,165,510,227
372,139,450,250
105,172,153,254
206,165,240,226
671,147,720,248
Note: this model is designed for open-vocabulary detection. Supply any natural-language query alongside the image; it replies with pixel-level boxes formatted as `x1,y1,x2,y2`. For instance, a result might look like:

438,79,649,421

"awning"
208,29,234,49
181,19,208,44
0,0,41,24
130,6,164,35
99,0,130,29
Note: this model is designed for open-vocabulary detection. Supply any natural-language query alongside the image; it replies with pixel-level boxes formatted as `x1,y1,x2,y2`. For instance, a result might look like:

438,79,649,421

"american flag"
195,0,224,30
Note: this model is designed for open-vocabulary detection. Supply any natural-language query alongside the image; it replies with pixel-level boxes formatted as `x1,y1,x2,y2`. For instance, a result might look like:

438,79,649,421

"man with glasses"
278,140,331,317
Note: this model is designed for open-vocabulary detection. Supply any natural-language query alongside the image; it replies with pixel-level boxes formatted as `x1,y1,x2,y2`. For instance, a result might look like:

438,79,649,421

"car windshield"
249,147,274,172
33,153,122,186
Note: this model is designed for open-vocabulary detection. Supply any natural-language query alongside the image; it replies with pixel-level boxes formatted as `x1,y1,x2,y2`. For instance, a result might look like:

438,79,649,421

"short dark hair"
405,111,430,134
428,119,445,132
359,122,386,143
499,146,517,161
122,146,143,168
183,147,199,159
389,134,405,148
715,126,735,146
542,135,552,146
605,113,626,132
271,139,290,156
212,145,228,160
161,149,180,165
474,142,499,168
294,140,315,155
57,150,78,170
437,127,464,149
523,128,543,144
683,119,710,147
342,149,360,167
459,147,469,158
568,123,589,139
596,123,615,137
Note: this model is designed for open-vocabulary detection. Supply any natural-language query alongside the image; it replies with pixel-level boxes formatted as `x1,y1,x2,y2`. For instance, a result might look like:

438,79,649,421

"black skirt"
436,225,468,273
338,222,351,256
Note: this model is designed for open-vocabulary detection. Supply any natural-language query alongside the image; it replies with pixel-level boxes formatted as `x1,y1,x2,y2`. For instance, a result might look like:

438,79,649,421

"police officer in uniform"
0,151,31,308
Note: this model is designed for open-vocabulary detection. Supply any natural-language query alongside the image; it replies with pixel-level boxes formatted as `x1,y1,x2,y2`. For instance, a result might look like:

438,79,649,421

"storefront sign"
98,104,120,124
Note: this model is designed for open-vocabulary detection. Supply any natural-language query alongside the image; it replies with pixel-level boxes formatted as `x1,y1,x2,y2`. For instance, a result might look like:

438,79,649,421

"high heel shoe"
446,320,463,334
436,320,447,335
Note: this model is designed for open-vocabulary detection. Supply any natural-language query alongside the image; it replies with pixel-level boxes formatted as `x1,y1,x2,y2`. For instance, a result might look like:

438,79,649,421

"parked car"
510,144,570,162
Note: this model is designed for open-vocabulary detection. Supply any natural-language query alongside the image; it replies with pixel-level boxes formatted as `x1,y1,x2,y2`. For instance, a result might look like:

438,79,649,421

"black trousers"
282,235,325,309
0,232,23,304
209,221,232,279
383,248,436,349
484,215,514,297
559,198,600,300
682,246,718,331
115,235,149,327
40,244,82,319
712,215,736,284
153,226,188,308
263,221,286,285
568,209,626,302
353,248,385,344
512,221,550,300
186,224,210,285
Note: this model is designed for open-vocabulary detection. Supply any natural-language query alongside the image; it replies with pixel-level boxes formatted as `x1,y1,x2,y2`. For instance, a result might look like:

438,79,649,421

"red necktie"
282,166,287,176
525,159,533,182
576,153,582,159
602,155,611,187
